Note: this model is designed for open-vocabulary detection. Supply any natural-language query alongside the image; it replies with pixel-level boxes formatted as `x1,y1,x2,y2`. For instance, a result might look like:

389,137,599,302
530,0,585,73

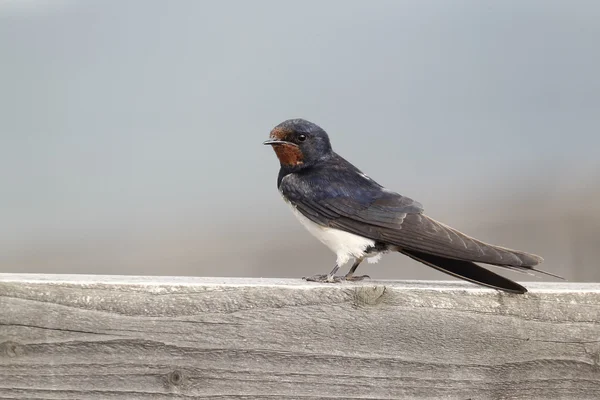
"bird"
263,118,561,294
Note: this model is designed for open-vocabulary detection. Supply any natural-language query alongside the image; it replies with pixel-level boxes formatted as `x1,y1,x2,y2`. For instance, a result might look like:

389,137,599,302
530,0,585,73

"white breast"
285,200,376,266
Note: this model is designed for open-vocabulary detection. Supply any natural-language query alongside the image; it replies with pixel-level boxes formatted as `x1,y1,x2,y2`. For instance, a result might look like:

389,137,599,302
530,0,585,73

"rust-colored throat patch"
271,143,304,166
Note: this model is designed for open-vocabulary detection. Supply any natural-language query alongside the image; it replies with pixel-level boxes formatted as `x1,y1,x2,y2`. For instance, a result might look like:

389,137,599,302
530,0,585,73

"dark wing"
281,165,544,269
281,162,423,230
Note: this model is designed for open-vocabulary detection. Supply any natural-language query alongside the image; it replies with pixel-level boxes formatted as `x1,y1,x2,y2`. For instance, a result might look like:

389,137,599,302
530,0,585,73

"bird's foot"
303,274,344,283
303,274,370,283
344,274,370,282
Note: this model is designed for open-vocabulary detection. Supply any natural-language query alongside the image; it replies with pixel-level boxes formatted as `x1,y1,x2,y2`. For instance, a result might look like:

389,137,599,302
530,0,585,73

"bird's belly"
285,201,375,265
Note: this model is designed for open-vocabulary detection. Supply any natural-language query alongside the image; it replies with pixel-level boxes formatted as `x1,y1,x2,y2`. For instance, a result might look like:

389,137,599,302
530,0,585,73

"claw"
303,274,344,283
303,274,370,283
344,274,370,282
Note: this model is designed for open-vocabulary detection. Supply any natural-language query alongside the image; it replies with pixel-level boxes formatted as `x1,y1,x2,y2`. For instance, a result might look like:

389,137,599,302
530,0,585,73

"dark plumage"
264,118,560,294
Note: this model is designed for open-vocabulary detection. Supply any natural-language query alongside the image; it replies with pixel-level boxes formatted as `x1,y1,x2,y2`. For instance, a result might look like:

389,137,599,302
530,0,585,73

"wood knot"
353,285,386,307
167,370,184,386
0,341,23,358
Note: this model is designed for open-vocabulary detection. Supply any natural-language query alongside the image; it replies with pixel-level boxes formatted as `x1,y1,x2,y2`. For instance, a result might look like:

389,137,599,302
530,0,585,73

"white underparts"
367,253,382,264
284,199,381,266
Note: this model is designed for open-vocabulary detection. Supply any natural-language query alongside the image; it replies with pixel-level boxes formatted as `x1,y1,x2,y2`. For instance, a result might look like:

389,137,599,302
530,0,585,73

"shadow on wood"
0,275,599,399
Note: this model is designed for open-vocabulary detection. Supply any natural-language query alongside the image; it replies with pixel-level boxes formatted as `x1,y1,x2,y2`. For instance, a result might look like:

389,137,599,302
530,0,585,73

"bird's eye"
297,134,307,142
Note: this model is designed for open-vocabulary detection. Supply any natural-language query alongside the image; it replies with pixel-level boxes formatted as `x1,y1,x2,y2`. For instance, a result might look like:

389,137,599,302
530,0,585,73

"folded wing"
281,170,544,270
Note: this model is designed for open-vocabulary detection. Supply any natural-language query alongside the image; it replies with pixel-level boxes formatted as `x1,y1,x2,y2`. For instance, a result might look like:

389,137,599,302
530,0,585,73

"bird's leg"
303,264,343,283
326,264,341,282
344,258,370,281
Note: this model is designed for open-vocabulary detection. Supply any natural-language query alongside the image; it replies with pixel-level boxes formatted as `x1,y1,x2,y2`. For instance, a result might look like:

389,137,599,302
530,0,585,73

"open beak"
263,139,297,147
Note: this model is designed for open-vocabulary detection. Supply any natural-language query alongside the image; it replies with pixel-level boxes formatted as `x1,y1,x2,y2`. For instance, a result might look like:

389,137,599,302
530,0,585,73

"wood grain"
0,274,599,399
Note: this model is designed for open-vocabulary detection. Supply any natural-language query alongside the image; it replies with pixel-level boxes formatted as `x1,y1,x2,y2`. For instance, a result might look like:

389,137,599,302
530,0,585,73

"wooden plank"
0,274,599,399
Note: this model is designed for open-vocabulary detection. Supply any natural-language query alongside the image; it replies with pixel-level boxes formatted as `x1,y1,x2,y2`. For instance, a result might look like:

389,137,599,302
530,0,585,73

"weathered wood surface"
0,274,599,399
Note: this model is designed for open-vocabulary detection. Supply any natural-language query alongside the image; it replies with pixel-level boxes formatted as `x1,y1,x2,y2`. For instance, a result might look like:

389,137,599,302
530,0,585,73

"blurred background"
1,0,599,283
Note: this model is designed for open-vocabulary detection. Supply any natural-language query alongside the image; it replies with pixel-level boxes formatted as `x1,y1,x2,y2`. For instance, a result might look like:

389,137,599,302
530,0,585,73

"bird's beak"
263,139,298,147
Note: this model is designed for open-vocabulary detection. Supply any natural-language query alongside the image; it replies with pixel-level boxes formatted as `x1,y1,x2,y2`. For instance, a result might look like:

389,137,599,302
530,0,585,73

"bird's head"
263,119,333,170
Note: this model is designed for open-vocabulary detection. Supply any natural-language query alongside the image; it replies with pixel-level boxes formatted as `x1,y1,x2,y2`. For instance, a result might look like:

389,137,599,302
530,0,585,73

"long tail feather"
400,249,528,294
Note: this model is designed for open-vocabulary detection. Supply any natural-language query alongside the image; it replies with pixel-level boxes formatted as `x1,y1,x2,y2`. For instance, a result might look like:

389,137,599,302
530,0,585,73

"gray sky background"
1,0,599,282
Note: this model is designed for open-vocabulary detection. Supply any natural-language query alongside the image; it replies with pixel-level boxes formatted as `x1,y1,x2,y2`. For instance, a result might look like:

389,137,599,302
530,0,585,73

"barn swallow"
264,118,561,293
